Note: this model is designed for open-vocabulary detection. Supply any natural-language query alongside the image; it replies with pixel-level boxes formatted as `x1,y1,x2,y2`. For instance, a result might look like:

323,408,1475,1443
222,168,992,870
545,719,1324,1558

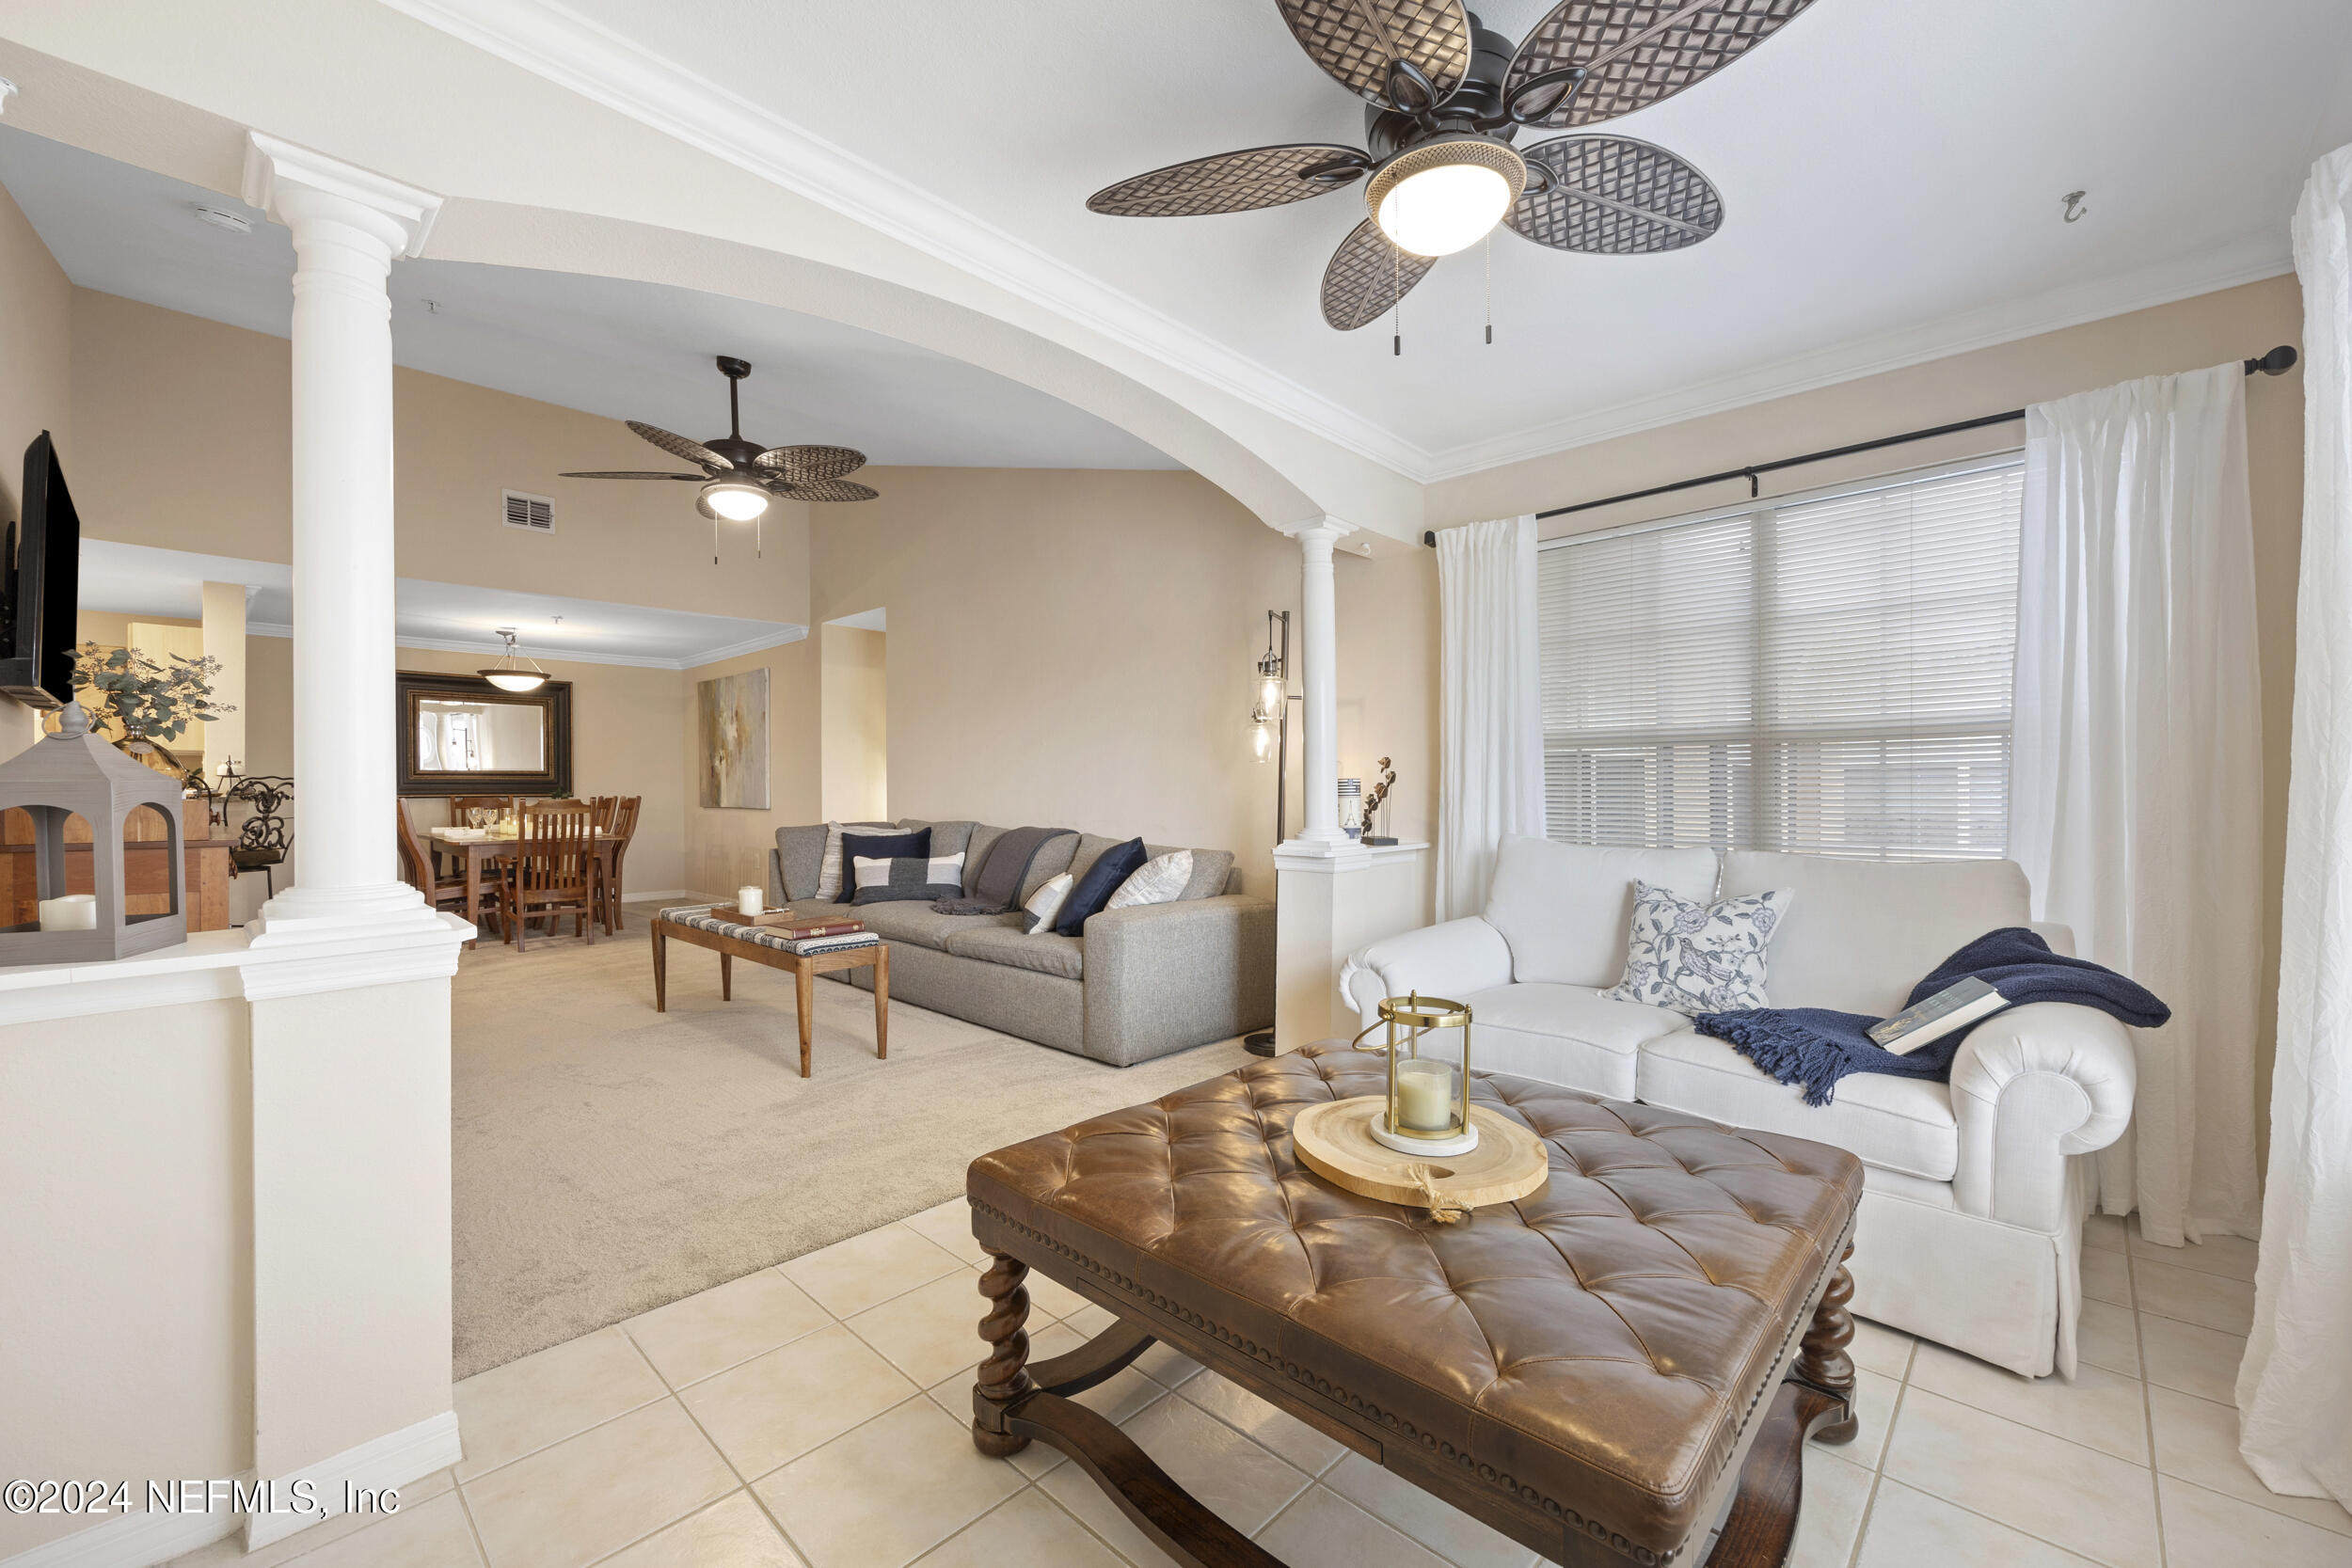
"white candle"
39,894,98,931
1393,1058,1454,1133
737,885,764,917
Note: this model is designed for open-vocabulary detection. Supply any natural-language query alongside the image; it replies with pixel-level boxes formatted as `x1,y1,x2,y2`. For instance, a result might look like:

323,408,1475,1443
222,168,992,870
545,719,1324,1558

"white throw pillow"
1023,872,1074,934
815,819,893,903
1105,849,1193,912
1601,879,1792,1016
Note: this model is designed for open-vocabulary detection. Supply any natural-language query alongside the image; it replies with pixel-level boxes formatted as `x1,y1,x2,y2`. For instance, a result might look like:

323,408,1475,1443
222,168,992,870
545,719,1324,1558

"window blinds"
1537,456,2023,861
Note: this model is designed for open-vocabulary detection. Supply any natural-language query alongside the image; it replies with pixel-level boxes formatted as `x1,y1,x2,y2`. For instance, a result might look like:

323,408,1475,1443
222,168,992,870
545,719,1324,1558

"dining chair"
451,795,517,827
501,802,596,952
588,795,619,834
596,795,642,934
395,800,499,939
227,776,295,898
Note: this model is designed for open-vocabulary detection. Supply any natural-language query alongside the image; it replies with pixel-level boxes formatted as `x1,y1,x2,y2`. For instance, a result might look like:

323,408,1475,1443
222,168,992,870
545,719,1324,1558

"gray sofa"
765,818,1274,1067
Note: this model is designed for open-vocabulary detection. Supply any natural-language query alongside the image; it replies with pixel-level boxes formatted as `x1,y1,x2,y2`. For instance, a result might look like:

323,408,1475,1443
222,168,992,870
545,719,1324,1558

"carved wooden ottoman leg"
1792,1243,1859,1444
972,1249,1034,1457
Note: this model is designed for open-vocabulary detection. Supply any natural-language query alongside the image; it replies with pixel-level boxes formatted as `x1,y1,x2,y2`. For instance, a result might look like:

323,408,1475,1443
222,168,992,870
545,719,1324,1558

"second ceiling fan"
1086,0,1815,333
561,356,877,557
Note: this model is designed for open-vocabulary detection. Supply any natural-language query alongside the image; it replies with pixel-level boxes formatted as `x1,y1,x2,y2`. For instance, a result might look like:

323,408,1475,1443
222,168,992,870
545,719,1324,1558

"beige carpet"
451,905,1251,1378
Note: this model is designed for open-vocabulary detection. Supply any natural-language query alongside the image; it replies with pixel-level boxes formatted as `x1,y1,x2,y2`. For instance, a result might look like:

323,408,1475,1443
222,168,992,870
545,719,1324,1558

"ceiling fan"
1086,0,1814,333
559,356,878,539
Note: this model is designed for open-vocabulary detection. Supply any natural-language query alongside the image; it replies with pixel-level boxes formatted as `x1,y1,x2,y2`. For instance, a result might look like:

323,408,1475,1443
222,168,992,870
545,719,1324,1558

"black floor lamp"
1247,610,1298,1056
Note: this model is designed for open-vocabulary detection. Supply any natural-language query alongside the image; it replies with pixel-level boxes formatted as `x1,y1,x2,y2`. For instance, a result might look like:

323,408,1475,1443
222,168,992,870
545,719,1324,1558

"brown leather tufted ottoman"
964,1044,1864,1568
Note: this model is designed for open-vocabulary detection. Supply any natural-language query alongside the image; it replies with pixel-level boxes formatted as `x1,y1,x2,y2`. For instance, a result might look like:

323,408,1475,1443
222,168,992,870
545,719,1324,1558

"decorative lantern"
1371,992,1478,1157
0,702,188,963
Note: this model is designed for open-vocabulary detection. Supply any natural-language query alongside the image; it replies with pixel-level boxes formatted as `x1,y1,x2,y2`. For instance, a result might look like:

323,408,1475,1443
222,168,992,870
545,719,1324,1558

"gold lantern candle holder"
1370,992,1479,1158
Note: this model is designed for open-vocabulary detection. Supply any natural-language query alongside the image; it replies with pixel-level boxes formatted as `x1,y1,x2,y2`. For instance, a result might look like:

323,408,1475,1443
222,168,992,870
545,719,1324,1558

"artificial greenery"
70,641,235,744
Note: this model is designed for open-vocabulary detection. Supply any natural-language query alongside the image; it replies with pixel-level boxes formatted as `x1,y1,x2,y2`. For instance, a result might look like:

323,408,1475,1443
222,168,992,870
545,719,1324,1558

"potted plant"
69,641,235,780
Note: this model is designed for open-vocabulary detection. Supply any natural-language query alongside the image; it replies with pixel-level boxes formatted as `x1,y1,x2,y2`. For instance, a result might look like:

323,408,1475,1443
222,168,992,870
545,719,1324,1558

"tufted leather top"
967,1044,1862,1562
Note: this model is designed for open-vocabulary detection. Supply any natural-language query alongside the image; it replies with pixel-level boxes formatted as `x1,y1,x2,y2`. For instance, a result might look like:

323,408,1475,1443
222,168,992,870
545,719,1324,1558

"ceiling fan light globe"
1364,136,1526,259
700,479,771,522
483,671,548,692
1376,164,1513,256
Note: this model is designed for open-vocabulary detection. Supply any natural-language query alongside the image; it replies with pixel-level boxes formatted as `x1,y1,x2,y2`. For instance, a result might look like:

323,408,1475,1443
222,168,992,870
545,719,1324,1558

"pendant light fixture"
479,628,548,692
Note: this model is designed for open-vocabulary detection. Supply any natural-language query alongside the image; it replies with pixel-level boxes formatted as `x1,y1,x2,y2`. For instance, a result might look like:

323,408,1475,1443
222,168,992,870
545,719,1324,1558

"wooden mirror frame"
395,671,572,798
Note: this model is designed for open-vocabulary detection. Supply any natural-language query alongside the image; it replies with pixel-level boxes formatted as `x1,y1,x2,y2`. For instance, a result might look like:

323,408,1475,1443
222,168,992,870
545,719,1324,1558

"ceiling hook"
2061,190,2088,224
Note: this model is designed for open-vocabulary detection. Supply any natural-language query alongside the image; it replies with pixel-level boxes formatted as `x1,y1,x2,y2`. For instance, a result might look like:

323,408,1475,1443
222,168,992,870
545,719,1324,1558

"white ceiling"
427,0,2352,476
0,126,1181,472
78,541,803,669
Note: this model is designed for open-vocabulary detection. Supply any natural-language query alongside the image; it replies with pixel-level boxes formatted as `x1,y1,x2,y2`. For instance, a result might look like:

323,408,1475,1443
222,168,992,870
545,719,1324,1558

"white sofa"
1339,834,2137,1379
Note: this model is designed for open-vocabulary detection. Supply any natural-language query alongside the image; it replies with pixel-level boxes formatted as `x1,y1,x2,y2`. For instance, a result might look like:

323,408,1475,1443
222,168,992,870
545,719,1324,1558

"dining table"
427,826,616,942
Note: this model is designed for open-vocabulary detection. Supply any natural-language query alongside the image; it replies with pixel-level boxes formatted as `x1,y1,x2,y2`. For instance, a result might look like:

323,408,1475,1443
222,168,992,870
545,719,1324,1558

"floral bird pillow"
1601,880,1792,1016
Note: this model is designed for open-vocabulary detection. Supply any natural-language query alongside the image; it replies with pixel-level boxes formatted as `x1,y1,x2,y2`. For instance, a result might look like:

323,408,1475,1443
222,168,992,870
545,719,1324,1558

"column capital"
242,132,443,258
1275,515,1359,544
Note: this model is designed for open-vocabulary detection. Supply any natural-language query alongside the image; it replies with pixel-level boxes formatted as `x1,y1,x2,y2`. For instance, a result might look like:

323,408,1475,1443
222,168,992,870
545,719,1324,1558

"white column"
1279,517,1358,852
242,134,444,943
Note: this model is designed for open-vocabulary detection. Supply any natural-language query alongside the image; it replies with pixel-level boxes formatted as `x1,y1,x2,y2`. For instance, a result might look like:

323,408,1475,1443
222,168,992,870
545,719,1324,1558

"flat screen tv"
0,431,78,709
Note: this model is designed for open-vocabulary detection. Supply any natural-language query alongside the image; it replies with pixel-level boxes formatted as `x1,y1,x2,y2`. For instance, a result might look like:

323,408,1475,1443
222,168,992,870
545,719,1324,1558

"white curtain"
1435,515,1543,921
2238,140,2352,1510
2011,363,2265,1247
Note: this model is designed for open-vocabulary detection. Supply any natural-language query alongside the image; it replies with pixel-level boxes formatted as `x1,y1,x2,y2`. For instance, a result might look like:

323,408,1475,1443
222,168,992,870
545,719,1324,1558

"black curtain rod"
1421,344,2299,546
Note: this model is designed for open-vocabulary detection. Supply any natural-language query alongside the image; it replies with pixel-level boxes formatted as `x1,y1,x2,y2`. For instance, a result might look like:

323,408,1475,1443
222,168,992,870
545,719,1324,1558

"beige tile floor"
169,1209,2350,1568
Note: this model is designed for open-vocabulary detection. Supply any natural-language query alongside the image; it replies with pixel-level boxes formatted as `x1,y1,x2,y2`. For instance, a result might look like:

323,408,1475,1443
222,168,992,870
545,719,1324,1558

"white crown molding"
246,622,807,670
1418,235,2296,483
373,0,1429,478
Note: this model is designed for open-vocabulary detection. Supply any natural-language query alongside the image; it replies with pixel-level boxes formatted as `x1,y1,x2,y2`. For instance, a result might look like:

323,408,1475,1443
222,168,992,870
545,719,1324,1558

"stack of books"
775,915,876,957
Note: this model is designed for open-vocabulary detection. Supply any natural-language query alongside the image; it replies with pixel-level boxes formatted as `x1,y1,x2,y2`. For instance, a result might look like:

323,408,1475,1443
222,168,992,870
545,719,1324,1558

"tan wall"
1431,275,2307,1162
0,180,72,762
680,635,820,897
243,636,694,896
819,624,887,822
733,467,1442,904
68,289,813,625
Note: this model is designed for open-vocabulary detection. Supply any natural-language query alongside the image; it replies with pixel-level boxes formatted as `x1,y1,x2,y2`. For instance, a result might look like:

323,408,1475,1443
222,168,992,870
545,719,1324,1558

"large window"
1538,456,2024,861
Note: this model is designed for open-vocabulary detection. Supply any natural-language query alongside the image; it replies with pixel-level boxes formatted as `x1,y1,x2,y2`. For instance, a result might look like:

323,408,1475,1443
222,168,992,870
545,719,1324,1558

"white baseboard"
246,1409,463,1549
622,888,696,903
0,1487,246,1568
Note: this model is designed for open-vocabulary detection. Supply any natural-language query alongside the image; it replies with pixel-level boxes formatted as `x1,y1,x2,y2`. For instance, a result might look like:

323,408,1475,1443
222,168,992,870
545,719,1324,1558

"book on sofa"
1867,974,2008,1054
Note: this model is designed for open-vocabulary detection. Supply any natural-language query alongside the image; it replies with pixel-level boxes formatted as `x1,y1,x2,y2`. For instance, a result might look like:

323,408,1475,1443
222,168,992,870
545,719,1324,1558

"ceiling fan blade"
1320,219,1438,331
781,478,880,504
557,470,708,480
1508,135,1722,252
753,445,867,483
1275,0,1470,109
1087,144,1372,217
1503,0,1815,128
626,420,728,470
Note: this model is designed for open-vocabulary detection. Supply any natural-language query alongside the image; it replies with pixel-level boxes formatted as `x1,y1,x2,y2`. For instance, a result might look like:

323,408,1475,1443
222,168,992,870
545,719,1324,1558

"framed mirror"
396,671,572,797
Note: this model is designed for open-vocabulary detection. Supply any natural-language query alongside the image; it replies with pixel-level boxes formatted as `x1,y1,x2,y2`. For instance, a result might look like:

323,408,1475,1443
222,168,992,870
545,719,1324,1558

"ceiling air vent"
501,490,554,534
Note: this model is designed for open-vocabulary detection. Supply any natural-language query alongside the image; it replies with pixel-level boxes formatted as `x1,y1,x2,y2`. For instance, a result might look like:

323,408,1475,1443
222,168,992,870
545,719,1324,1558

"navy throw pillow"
841,827,929,869
1057,837,1147,936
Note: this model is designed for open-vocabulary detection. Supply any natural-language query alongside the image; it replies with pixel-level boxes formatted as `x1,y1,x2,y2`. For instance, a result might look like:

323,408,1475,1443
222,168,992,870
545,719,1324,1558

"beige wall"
68,289,813,625
819,624,887,822
1432,275,2306,1161
741,467,1440,903
0,179,72,763
243,637,694,896
680,634,820,897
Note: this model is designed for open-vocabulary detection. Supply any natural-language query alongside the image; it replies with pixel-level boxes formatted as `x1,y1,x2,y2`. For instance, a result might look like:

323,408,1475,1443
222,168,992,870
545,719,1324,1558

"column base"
248,881,452,948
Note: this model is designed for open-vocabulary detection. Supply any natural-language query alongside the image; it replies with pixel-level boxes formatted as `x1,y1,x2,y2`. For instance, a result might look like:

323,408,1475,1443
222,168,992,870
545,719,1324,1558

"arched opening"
120,801,181,924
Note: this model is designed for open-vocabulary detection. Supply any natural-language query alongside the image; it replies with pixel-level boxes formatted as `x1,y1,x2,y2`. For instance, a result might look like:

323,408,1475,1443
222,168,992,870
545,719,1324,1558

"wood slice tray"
1292,1096,1549,1212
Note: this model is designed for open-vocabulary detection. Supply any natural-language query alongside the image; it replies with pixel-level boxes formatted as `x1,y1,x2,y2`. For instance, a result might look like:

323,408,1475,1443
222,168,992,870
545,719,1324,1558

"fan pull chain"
756,515,763,560
1391,242,1402,357
1484,230,1493,345
712,515,720,566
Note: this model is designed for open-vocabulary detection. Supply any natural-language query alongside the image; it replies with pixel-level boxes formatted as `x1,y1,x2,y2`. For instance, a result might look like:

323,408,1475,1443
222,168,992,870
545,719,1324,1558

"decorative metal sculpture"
1360,756,1398,844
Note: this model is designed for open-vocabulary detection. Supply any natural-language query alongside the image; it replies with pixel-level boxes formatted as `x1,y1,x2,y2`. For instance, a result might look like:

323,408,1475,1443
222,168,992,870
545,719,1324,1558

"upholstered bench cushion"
656,905,803,950
967,1044,1862,1560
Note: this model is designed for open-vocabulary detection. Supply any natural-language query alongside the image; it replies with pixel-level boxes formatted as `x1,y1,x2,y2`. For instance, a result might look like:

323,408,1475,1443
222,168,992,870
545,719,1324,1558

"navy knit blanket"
1693,927,2169,1106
